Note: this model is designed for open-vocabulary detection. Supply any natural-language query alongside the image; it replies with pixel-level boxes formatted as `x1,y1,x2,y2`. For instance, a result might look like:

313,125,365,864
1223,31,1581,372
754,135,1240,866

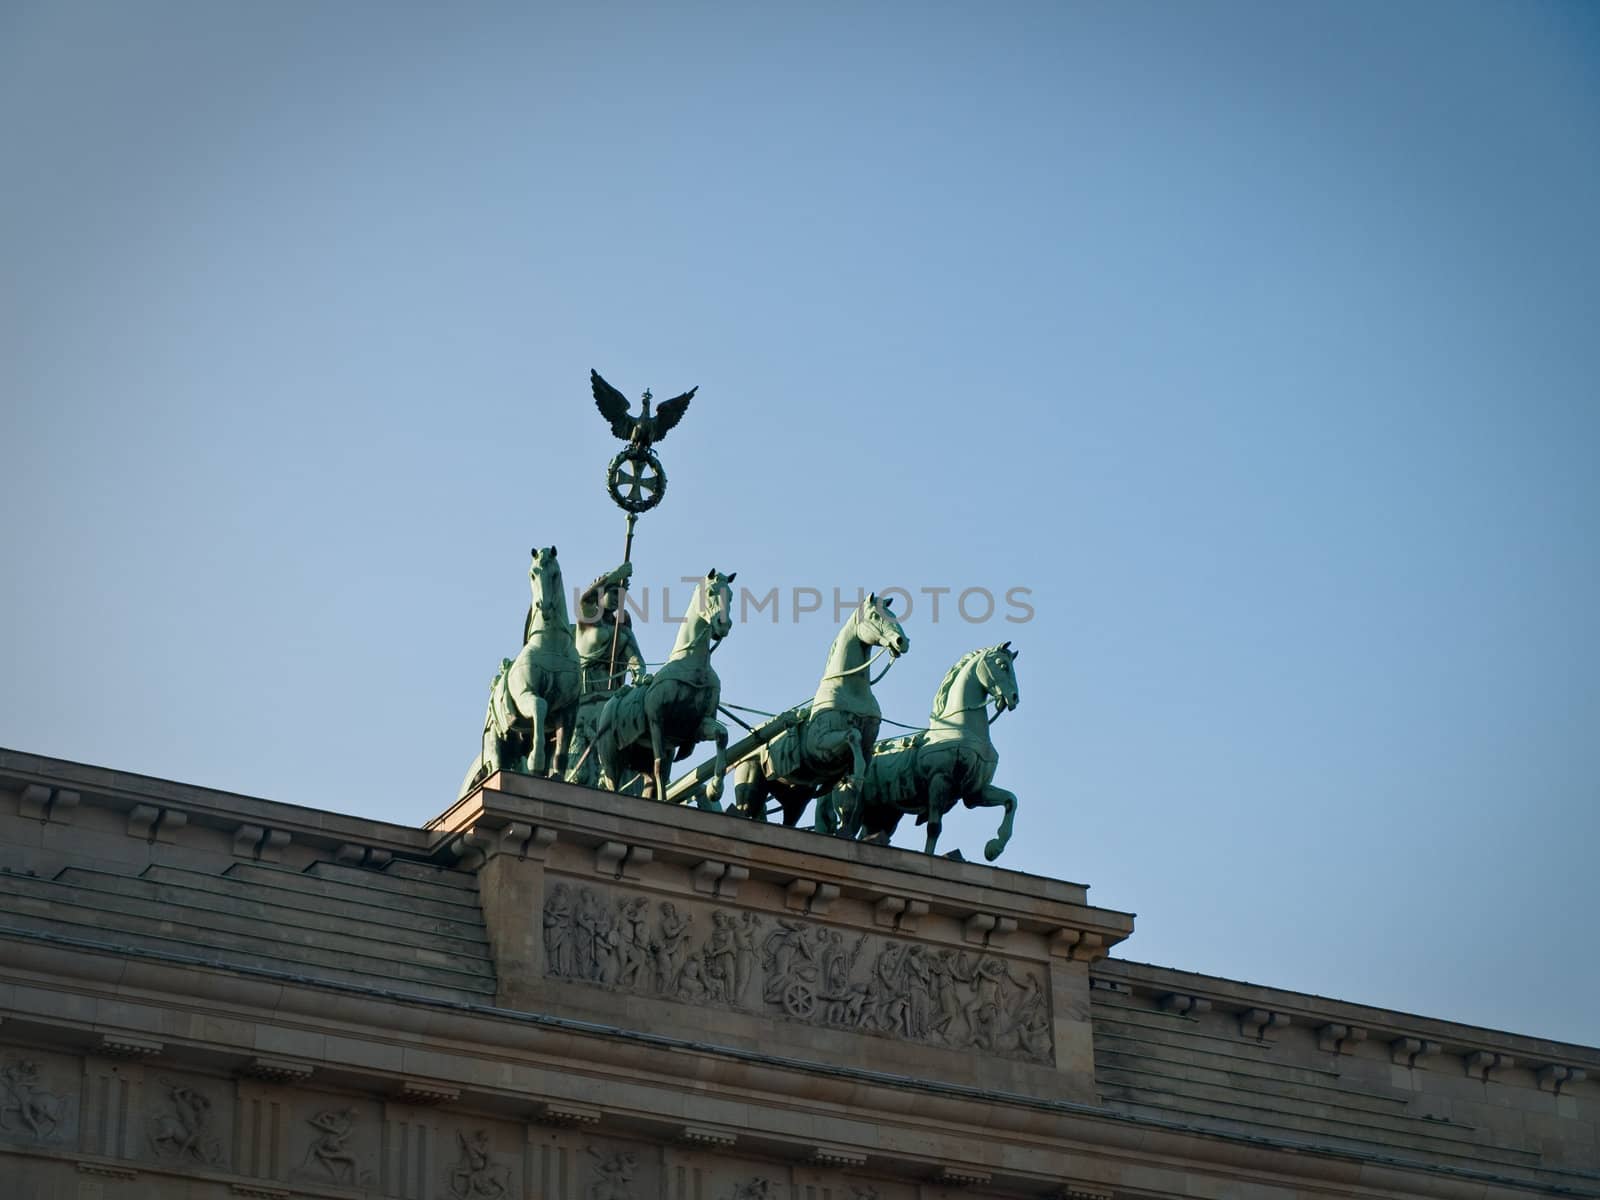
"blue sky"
3,2,1597,1044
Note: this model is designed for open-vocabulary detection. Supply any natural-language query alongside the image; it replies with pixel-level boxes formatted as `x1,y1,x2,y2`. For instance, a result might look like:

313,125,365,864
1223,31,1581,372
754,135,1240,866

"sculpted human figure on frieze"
541,883,1052,1063
147,1078,222,1165
448,1127,511,1199
590,1146,639,1200
0,1058,65,1142
297,1106,378,1187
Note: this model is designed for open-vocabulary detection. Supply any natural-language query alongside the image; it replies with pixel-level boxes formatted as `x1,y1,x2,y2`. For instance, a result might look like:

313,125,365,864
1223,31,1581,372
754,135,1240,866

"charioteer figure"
565,561,650,786
578,562,648,695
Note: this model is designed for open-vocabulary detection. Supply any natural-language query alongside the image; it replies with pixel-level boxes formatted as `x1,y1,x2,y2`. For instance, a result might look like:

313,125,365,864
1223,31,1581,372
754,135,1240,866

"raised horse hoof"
983,838,1004,862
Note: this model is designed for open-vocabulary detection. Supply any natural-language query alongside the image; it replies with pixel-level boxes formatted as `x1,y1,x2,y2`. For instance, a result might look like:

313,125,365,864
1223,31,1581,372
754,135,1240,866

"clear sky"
3,2,1597,1045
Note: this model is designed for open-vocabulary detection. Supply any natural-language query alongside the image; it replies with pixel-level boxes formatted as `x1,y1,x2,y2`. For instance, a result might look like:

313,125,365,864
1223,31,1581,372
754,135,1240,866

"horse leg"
859,810,901,846
966,784,1019,862
482,720,501,775
832,771,870,838
777,783,811,828
844,728,866,789
648,708,669,803
527,695,549,774
812,787,843,835
806,725,864,793
924,771,954,856
733,760,767,821
837,779,865,839
594,706,617,791
820,728,867,833
697,717,728,810
548,717,569,779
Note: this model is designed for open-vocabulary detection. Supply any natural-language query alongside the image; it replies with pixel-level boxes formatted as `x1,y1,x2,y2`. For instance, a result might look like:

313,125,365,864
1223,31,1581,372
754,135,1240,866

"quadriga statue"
593,569,736,804
847,642,1020,860
458,547,581,798
730,593,909,830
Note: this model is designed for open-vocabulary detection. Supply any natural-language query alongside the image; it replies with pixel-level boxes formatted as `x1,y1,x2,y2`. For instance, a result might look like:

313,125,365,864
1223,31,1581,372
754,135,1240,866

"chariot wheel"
606,446,667,514
781,979,817,1020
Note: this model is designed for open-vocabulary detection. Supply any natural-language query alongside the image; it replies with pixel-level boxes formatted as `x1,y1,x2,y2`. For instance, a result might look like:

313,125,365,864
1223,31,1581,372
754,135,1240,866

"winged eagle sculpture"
592,369,696,451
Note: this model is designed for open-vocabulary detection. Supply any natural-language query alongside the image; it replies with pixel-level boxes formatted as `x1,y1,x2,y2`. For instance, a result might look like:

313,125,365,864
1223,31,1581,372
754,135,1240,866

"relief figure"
149,1082,221,1164
702,911,738,1005
447,1128,510,1199
301,1108,362,1184
588,1146,637,1200
615,897,652,990
732,912,762,1007
652,902,692,992
0,1059,64,1141
544,883,574,977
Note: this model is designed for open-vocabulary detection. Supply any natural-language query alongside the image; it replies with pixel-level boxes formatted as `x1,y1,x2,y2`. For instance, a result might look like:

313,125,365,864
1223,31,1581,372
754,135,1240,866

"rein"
669,597,729,662
526,614,575,644
821,643,898,685
932,667,1011,726
932,700,1007,726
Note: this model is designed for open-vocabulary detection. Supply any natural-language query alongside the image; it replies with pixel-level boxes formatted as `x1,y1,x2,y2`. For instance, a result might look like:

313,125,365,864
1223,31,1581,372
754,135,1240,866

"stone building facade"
0,746,1594,1199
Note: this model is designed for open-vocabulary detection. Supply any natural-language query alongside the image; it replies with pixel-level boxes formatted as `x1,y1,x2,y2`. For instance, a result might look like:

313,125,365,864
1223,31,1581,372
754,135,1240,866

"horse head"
671,568,737,661
702,568,736,641
975,641,1020,713
527,545,569,630
858,592,910,658
930,642,1020,726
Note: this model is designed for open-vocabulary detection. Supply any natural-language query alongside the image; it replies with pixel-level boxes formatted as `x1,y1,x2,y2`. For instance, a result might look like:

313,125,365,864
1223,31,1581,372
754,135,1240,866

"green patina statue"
564,562,650,788
592,370,695,515
576,562,647,694
592,370,695,453
847,642,1020,861
593,570,736,805
459,547,582,797
730,594,909,830
459,370,1022,868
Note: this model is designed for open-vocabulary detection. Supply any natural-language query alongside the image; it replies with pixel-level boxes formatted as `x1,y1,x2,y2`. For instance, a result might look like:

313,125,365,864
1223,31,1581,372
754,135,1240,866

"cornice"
0,928,1590,1200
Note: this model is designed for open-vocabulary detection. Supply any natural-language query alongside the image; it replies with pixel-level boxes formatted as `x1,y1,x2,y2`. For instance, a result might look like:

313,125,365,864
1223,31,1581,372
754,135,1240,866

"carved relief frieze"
0,1057,67,1142
543,882,1052,1063
590,1145,639,1200
295,1105,377,1189
725,1176,783,1200
445,1127,512,1199
147,1077,224,1165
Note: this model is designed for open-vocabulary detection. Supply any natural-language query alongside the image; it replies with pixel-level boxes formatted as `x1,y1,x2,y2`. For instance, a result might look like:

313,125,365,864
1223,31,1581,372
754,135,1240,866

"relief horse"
731,593,909,829
593,569,735,804
458,546,581,797
848,642,1019,860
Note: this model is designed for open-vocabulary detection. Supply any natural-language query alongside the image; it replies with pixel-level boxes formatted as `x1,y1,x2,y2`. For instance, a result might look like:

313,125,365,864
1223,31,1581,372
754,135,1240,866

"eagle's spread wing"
591,370,634,440
650,387,696,443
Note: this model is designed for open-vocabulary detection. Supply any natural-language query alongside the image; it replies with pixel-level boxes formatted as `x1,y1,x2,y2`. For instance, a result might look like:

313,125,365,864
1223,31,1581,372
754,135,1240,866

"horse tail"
457,756,486,801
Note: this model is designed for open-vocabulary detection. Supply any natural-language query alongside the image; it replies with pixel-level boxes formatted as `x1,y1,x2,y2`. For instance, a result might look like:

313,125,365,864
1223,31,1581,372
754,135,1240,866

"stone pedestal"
430,771,1133,1105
